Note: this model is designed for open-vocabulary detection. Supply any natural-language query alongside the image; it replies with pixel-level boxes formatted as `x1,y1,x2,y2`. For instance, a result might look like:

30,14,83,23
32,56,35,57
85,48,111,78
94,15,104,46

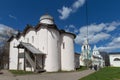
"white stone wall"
19,58,24,70
37,27,48,71
37,27,48,54
109,54,120,67
61,34,75,71
18,36,25,70
9,38,19,70
24,29,36,47
45,29,60,72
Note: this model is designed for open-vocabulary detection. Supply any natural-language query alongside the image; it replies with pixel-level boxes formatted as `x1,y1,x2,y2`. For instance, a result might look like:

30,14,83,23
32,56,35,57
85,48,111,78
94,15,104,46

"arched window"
13,42,15,48
63,42,65,49
114,58,120,61
83,46,85,50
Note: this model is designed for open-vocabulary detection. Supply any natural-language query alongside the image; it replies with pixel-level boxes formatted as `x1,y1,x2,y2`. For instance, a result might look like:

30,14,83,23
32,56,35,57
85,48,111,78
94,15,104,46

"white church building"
80,39,104,67
8,14,76,72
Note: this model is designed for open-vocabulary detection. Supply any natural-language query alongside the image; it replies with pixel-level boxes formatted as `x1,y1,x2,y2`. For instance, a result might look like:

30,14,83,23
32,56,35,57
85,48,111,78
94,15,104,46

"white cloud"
104,21,120,32
58,6,72,20
108,37,120,46
88,32,110,44
58,0,85,20
74,29,79,33
72,0,85,11
105,26,116,32
9,14,17,20
65,24,78,34
79,23,106,35
0,24,17,43
69,25,76,28
75,21,120,45
98,37,120,52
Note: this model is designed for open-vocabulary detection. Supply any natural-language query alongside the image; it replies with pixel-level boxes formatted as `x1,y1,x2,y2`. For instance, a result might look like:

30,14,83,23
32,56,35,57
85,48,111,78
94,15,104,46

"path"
0,70,95,80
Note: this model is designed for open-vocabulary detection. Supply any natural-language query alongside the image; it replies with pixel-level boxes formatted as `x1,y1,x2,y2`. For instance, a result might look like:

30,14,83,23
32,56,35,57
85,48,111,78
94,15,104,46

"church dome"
40,14,54,24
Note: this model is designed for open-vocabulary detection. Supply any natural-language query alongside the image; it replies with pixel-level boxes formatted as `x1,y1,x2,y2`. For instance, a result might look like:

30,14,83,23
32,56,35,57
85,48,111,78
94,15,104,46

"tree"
0,42,9,69
83,59,92,68
0,26,17,69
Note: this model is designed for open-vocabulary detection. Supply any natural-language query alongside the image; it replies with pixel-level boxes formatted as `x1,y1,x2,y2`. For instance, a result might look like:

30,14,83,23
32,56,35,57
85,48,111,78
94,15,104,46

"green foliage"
79,67,120,80
84,59,92,68
9,70,33,75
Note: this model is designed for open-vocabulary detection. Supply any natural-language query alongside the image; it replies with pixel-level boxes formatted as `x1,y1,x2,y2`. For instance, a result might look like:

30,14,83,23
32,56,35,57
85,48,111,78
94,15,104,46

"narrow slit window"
27,38,29,43
13,42,15,48
57,41,59,47
32,36,34,43
63,42,65,49
84,46,85,50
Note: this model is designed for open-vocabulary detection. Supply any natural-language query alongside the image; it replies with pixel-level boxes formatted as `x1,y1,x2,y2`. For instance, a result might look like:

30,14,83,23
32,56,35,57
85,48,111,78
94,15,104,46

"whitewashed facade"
8,14,76,72
109,53,120,67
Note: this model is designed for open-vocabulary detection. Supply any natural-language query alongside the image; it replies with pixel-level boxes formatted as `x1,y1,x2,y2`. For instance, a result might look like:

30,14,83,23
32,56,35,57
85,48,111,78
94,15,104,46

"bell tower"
81,38,91,60
80,37,91,66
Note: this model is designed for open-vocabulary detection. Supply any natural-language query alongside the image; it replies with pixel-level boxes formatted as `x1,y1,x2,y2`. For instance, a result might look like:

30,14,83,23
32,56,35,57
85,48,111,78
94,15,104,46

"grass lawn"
79,67,120,80
9,70,33,75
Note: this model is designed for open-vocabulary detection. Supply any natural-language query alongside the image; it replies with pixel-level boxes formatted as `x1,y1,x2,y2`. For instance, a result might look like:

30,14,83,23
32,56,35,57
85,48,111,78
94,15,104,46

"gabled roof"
22,24,35,36
35,23,58,31
59,30,76,38
8,15,76,43
7,35,15,42
16,32,23,40
35,24,76,38
17,42,45,55
7,32,23,42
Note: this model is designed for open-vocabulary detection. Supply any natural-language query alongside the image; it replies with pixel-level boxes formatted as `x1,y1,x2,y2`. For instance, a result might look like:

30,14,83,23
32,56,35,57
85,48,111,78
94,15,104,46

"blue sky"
0,0,120,53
